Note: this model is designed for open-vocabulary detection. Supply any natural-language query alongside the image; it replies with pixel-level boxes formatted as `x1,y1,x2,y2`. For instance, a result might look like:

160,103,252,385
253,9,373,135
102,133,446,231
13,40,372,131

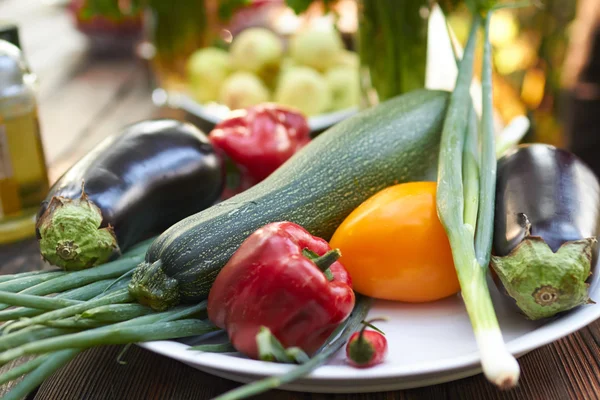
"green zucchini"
129,89,449,310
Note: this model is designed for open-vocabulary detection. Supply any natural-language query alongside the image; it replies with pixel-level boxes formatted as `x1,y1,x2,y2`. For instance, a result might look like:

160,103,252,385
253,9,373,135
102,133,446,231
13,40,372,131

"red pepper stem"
357,318,388,344
311,249,342,273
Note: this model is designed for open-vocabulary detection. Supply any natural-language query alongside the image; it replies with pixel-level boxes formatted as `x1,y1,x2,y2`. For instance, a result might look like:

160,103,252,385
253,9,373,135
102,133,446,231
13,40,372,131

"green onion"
81,303,154,322
110,301,209,327
474,13,497,268
4,288,133,333
42,317,106,329
60,279,120,300
189,343,237,353
0,354,49,386
0,254,143,312
0,270,58,284
462,106,480,228
0,319,217,365
0,240,152,312
0,290,81,310
0,302,209,398
0,302,207,353
0,279,126,321
436,12,519,389
0,326,77,352
213,296,372,400
1,349,80,400
0,271,65,293
0,273,133,321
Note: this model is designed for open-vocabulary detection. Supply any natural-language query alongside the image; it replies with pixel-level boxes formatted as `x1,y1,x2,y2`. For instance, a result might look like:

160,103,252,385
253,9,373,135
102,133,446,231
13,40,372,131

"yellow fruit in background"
325,66,360,111
230,28,283,74
186,47,231,104
219,72,270,110
490,10,519,47
290,28,343,71
333,50,359,69
274,66,330,116
279,57,297,77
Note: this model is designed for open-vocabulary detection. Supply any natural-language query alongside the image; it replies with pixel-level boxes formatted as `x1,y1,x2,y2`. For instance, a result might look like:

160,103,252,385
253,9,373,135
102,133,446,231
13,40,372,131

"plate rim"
139,299,600,382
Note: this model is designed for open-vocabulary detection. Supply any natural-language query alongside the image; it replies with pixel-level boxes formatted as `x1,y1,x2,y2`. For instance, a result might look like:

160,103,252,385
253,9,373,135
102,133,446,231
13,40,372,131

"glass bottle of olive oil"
0,34,49,244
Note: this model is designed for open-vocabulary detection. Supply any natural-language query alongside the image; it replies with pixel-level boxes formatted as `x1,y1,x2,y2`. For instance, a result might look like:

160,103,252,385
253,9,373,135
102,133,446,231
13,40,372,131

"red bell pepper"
209,104,311,187
207,221,355,360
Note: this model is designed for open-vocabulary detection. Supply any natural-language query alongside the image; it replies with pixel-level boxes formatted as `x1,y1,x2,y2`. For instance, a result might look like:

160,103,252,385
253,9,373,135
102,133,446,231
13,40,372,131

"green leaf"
285,0,337,15
218,0,252,21
256,327,294,363
285,0,314,14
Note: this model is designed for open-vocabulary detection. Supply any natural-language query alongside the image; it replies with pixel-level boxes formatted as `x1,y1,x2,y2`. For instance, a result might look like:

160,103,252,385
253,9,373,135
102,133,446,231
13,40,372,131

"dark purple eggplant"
36,119,224,270
492,143,600,320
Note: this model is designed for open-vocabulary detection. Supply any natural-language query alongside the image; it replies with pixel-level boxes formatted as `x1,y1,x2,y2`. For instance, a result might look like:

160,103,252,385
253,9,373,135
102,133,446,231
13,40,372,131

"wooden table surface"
2,1,600,399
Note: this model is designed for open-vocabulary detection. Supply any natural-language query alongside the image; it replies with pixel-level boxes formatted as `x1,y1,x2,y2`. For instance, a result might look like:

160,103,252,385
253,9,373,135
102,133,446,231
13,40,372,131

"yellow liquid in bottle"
0,108,49,244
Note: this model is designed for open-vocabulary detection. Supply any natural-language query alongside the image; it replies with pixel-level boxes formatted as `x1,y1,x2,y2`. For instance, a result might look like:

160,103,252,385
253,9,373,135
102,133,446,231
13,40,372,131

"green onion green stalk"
462,106,479,228
0,251,146,312
1,349,81,400
189,342,237,353
0,271,66,293
0,301,210,399
474,13,497,269
0,319,217,366
0,353,50,387
4,288,134,333
0,326,78,352
0,269,58,284
0,279,129,321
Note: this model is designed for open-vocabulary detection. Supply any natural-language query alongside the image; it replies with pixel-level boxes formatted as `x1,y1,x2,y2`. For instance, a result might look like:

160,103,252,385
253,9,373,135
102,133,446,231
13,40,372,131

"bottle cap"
0,22,20,49
0,40,26,99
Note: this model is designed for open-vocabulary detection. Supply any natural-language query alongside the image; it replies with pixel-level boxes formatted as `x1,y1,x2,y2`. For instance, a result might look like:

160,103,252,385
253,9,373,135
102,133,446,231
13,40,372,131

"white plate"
140,275,600,393
155,89,358,132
